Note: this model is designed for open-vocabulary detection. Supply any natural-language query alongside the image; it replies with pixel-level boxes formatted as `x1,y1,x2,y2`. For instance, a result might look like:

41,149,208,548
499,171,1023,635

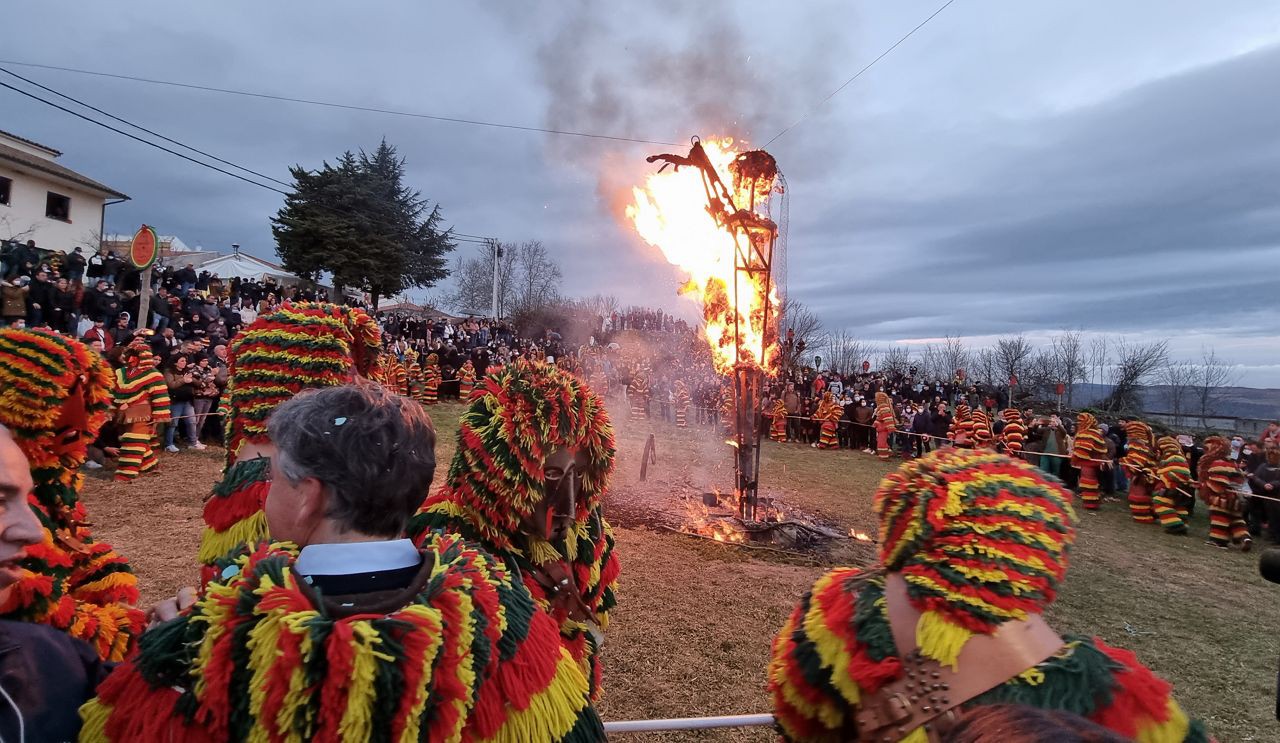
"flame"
627,137,780,375
849,529,873,542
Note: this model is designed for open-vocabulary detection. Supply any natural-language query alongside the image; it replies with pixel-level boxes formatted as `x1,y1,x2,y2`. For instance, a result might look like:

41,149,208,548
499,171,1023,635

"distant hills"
1068,383,1280,421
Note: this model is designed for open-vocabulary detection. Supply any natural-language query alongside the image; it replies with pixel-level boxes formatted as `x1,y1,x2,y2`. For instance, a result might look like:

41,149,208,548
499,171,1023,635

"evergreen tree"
272,140,454,309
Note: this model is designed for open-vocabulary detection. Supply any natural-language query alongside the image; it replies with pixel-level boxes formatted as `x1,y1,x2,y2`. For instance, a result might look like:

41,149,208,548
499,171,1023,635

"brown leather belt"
853,573,1064,742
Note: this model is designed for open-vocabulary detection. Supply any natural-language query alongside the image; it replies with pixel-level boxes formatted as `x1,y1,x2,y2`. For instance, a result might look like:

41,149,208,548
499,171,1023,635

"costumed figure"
628,367,650,421
81,384,603,742
408,361,620,699
999,408,1026,456
1198,435,1252,551
1121,420,1159,524
587,362,608,399
969,409,995,449
815,392,843,450
1153,436,1194,534
768,449,1207,743
1071,412,1109,511
673,379,690,427
770,397,788,442
948,403,974,447
0,328,144,661
198,302,380,585
874,391,897,460
392,355,410,396
112,344,171,482
422,352,441,405
458,358,477,400
405,356,425,404
719,383,736,434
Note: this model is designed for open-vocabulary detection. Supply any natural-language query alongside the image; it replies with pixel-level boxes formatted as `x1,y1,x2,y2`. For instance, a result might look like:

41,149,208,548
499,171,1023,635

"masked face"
52,375,91,467
521,446,586,542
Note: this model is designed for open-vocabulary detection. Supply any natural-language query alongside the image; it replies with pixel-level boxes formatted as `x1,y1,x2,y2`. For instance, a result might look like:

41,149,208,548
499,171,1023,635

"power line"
0,80,290,194
764,0,960,148
0,67,293,188
0,59,683,147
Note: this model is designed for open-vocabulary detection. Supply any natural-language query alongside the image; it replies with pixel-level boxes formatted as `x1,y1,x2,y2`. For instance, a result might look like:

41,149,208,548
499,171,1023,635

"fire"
626,137,780,375
849,529,873,542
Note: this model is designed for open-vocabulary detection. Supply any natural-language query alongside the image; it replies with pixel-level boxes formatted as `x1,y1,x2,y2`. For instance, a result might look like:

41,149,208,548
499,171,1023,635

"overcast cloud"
5,1,1279,383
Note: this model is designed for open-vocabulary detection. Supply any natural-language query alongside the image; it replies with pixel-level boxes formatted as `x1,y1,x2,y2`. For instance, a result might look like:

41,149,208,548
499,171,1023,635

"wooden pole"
137,265,153,331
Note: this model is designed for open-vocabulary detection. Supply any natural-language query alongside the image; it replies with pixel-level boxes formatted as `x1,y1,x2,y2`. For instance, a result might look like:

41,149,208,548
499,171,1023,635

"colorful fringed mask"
874,449,1077,646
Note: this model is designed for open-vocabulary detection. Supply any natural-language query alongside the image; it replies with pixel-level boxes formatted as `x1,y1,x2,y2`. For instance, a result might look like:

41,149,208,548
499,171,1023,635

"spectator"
1,277,27,326
81,318,112,353
86,249,106,282
162,355,203,452
191,356,220,443
51,277,77,333
25,268,54,326
175,262,198,295
107,313,134,348
150,286,171,330
101,251,123,285
66,246,87,283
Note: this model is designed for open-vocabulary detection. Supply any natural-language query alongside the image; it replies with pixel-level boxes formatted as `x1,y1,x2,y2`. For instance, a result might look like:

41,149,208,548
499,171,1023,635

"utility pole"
490,240,503,319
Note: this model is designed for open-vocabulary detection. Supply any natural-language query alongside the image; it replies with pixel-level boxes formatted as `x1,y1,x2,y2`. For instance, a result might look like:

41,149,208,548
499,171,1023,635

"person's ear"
295,477,328,532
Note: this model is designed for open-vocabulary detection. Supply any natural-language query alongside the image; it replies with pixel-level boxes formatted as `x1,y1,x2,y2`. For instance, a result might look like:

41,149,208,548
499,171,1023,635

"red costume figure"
0,328,145,661
949,403,974,447
588,363,608,398
405,357,425,403
1071,412,1108,511
768,450,1208,742
814,392,842,450
769,398,788,442
409,361,619,700
673,379,690,427
1198,435,1251,551
422,352,441,404
113,346,172,481
457,358,477,399
1153,436,1194,534
874,391,897,460
1000,408,1025,456
629,368,650,421
1121,420,1158,524
970,409,995,449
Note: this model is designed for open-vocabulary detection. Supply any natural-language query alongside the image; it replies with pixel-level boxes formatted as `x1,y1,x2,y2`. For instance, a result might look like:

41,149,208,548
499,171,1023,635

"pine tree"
272,140,454,309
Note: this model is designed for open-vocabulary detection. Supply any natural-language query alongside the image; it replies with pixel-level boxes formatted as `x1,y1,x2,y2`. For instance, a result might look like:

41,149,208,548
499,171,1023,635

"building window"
46,191,70,222
0,177,10,206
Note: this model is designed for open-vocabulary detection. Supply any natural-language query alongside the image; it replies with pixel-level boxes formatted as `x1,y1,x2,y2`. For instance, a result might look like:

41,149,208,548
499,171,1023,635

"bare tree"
823,330,873,375
0,214,38,243
994,335,1034,389
777,299,823,362
1050,331,1087,407
509,240,562,316
1086,336,1110,404
973,348,999,386
1099,339,1168,414
1193,349,1239,427
447,239,518,316
878,345,913,376
1161,360,1197,427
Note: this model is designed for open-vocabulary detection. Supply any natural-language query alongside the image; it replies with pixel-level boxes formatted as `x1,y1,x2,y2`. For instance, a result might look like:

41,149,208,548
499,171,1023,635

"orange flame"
626,137,780,376
849,529,873,542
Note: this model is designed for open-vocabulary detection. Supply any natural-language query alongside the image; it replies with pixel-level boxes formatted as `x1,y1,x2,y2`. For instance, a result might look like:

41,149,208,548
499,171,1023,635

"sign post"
129,225,159,330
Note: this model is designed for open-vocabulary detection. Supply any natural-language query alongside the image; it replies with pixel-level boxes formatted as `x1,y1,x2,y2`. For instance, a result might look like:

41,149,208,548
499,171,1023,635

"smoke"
531,0,852,201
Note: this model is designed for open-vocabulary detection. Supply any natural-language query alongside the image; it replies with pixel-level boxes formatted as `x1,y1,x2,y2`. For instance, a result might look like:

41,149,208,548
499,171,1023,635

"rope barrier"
603,713,774,733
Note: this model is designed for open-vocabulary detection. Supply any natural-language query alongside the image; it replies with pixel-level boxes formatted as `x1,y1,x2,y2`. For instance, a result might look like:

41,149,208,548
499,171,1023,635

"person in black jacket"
51,277,77,333
25,268,54,326
1247,447,1280,542
0,425,110,741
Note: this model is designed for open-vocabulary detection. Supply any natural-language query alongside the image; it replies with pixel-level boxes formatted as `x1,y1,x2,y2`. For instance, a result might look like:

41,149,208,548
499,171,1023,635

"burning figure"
629,137,781,520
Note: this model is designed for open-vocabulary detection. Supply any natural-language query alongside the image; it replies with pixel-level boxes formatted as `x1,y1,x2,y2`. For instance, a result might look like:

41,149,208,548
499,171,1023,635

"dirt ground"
81,402,1279,742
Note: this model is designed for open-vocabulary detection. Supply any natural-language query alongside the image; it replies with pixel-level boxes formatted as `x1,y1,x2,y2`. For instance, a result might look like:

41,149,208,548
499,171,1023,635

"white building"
0,129,128,252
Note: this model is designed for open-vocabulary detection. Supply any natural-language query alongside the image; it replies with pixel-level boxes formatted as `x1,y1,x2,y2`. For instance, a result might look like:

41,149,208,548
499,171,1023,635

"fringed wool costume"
112,347,171,482
814,392,842,450
1121,421,1159,525
79,534,605,742
1198,435,1251,551
770,398,788,442
674,380,690,427
1000,408,1025,456
0,328,144,661
719,384,736,433
628,368,649,422
874,391,897,460
1071,412,1109,511
199,303,380,585
969,409,994,449
458,359,477,400
948,404,974,447
422,352,441,405
408,361,620,700
767,449,1207,743
1153,436,1194,534
405,357,425,404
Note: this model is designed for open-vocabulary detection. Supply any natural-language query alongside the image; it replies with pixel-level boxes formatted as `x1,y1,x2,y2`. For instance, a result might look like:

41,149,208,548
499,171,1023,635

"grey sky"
5,1,1279,383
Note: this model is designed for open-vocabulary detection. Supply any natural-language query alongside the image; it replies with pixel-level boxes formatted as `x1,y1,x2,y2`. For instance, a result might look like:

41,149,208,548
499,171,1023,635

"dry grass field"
81,401,1279,742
